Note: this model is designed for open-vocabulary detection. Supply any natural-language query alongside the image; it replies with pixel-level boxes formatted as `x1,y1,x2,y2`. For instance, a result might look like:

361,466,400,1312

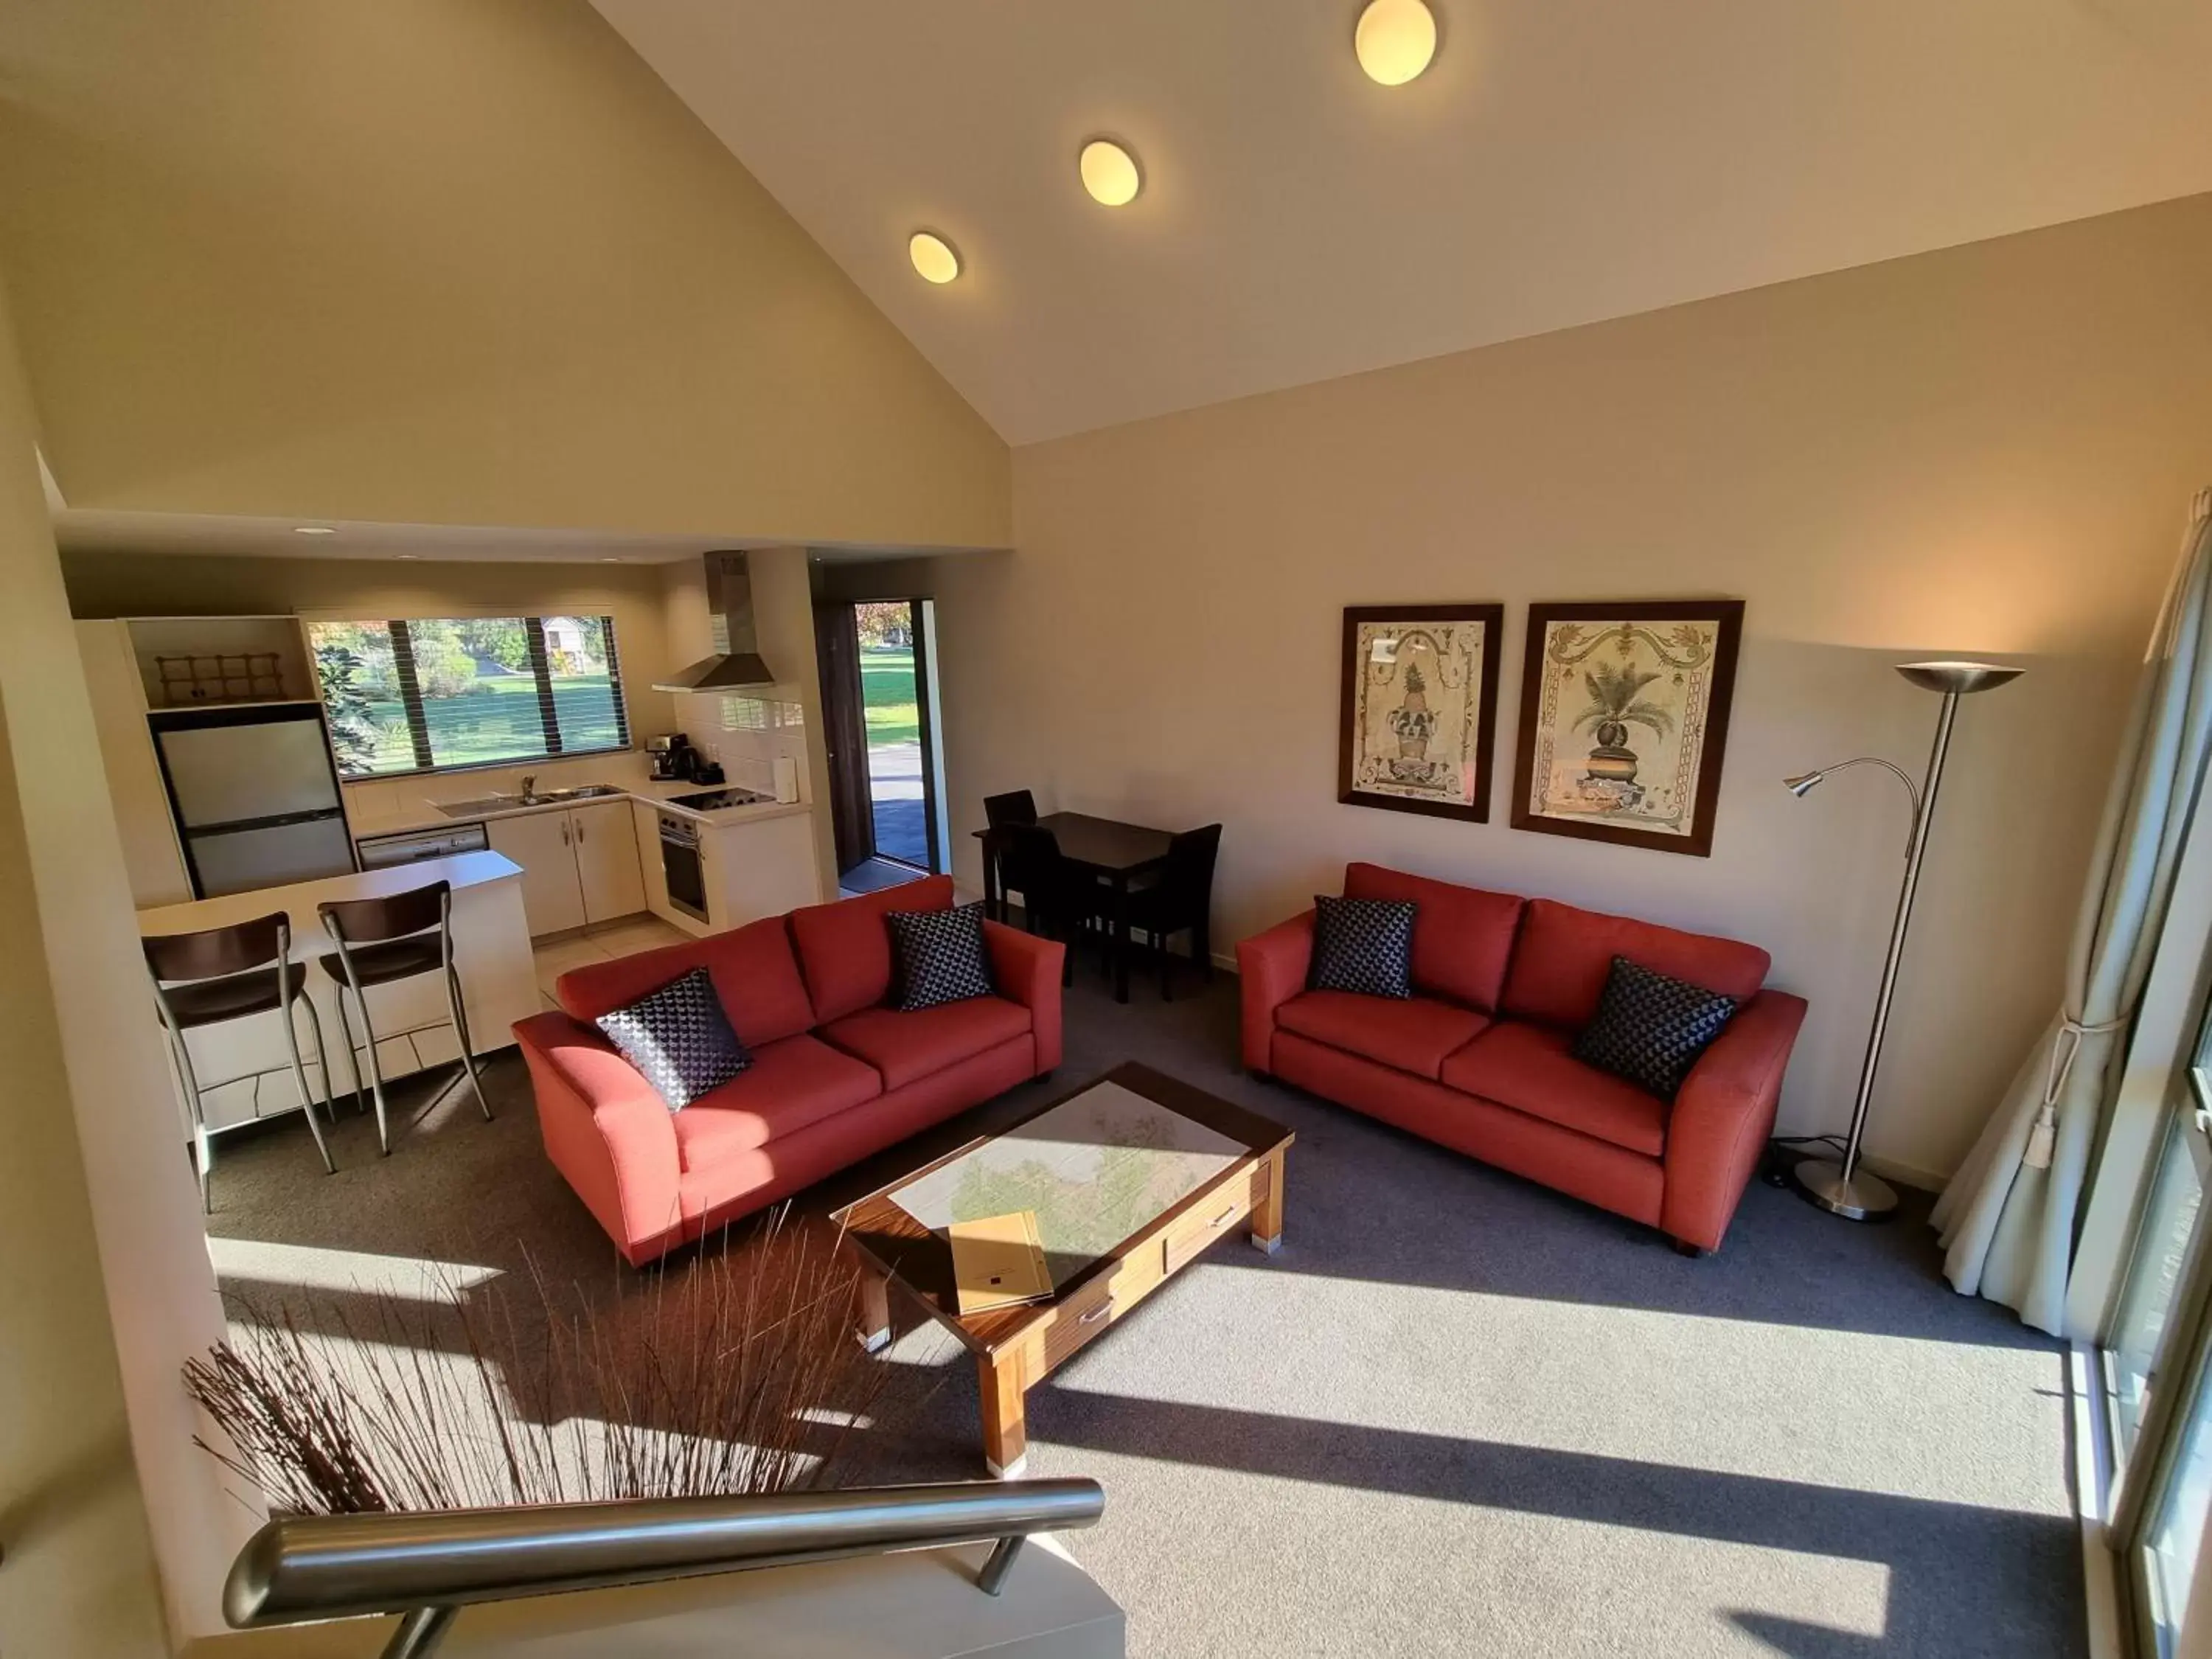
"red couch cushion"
1500,898,1770,1031
821,995,1032,1093
669,1033,882,1170
1344,863,1525,1012
1276,990,1489,1081
554,916,815,1047
787,876,957,1023
1440,1020,1667,1156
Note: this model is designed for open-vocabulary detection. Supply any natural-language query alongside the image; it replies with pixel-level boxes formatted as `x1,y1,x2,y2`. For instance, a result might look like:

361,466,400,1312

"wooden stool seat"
314,933,443,990
161,959,312,1028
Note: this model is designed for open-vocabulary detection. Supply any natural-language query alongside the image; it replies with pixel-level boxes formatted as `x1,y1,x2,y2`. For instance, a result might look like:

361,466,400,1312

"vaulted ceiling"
592,0,2212,445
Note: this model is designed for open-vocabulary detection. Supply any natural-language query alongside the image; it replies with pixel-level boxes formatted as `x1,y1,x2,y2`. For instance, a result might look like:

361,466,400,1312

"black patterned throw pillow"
1573,956,1740,1099
594,966,751,1111
886,902,996,1012
1307,895,1416,999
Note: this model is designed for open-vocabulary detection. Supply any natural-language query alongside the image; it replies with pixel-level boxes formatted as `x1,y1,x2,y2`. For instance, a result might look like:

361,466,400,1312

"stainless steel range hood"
653,551,778,692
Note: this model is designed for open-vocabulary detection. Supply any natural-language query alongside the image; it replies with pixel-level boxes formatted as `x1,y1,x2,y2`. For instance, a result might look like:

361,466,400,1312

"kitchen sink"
434,783,626,818
521,785,627,802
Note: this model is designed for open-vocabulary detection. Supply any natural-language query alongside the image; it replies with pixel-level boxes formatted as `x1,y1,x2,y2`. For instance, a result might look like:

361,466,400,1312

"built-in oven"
658,813,708,922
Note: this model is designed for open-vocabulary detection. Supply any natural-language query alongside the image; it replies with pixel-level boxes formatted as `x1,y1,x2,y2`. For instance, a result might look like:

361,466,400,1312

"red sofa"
513,877,1063,1265
1237,863,1806,1253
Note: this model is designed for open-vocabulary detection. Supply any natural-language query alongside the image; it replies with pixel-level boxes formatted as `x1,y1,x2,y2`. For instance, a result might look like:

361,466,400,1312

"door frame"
813,600,874,877
908,601,944,874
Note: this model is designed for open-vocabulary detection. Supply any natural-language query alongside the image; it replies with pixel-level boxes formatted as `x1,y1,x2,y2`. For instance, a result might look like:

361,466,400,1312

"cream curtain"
1934,493,2212,1335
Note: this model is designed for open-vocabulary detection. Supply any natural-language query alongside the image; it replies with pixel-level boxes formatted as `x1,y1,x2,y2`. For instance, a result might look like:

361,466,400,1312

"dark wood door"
813,601,874,875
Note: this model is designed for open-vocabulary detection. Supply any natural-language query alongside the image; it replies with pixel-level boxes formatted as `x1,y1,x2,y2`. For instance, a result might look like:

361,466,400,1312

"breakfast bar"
136,850,538,1141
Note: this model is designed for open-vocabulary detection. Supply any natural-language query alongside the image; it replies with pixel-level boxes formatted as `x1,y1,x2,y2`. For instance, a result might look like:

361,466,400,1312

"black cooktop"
669,787,776,811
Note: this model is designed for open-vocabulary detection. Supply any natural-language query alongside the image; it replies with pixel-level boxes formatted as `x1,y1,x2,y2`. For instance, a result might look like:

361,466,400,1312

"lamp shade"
1894,660,2023,695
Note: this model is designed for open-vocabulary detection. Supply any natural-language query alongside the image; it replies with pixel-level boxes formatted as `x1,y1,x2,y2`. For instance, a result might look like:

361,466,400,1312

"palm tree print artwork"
1339,605,1503,822
1511,601,1745,858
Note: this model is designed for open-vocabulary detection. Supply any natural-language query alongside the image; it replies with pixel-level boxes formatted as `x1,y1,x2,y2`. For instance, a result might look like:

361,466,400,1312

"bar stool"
318,880,492,1155
142,913,338,1213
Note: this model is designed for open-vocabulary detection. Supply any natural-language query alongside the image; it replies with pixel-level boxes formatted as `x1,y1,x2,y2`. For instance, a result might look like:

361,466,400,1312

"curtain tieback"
2024,1012,2129,1170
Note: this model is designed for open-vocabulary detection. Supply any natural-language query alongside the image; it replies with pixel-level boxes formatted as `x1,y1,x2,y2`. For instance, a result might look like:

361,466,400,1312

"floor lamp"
1783,659,2023,1220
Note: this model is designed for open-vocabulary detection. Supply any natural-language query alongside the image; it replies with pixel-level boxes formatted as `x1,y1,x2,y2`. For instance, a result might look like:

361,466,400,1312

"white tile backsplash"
677,690,810,801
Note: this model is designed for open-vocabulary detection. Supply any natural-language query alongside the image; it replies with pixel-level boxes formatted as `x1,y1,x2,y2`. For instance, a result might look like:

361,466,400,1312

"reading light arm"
1783,757,1923,858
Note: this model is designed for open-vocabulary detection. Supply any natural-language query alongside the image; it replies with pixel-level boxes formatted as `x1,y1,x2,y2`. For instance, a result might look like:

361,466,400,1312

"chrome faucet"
520,775,537,799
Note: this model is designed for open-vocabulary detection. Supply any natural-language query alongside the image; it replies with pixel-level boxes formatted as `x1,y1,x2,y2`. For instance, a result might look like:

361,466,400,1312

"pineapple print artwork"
1528,616,1725,835
1343,611,1498,818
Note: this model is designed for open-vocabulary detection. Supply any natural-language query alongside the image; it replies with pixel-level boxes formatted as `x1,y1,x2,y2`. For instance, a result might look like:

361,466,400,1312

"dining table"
973,811,1178,1003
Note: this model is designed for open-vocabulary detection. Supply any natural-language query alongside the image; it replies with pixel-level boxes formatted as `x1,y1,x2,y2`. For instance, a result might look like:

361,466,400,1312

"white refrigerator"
149,704,358,898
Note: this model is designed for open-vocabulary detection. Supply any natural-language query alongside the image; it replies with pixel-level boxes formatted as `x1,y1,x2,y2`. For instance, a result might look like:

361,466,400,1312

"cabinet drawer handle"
1209,1205,1237,1228
1079,1300,1113,1325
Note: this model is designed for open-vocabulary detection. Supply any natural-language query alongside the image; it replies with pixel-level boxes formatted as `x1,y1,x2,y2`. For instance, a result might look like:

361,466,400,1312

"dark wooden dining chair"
981,791,1040,919
1123,823,1223,1001
317,880,490,1155
143,913,338,1211
983,790,1039,829
993,824,1092,985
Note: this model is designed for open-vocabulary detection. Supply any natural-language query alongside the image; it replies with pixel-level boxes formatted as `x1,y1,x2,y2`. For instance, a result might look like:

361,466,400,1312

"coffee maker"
646,733,695,782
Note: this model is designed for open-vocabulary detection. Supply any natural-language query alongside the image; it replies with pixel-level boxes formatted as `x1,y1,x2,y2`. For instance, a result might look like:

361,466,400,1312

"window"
2109,989,2212,1656
309,615,629,777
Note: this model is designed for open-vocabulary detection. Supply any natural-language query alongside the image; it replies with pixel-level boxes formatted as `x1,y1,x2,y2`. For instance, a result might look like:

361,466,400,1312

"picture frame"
1338,604,1504,822
1509,599,1745,858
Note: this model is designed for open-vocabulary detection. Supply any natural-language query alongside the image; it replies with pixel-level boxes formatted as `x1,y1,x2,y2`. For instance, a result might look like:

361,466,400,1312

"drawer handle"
1209,1205,1238,1228
1079,1300,1114,1325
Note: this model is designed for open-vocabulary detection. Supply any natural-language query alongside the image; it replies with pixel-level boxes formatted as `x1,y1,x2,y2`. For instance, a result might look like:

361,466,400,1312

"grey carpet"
203,966,2083,1659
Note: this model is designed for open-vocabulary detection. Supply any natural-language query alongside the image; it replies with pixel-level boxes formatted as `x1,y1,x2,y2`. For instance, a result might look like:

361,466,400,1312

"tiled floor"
529,914,694,1008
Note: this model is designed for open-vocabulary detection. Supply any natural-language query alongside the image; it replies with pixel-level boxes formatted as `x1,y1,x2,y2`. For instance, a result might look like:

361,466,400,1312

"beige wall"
933,192,2212,1185
0,288,228,1645
0,0,1010,550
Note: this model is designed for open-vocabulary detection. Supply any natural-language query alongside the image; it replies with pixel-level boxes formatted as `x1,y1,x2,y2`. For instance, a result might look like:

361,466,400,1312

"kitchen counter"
349,780,811,840
139,849,525,941
138,851,538,1141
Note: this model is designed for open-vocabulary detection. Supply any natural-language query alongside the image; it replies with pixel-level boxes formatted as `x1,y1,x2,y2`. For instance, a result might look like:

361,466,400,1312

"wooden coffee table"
836,1062,1293,1477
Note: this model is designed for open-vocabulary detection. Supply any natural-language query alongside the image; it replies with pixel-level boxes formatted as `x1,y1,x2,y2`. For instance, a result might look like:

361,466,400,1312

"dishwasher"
355,821,490,870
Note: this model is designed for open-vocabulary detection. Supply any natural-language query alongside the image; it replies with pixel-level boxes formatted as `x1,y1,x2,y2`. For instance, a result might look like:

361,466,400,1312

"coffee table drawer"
1043,1248,1163,1371
1162,1164,1259,1276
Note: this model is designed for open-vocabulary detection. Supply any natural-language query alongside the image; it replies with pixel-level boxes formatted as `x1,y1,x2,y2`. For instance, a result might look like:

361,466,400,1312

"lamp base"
1792,1158,1899,1222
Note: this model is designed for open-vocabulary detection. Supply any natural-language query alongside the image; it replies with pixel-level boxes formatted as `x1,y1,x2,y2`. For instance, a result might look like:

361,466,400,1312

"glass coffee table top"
888,1078,1246,1289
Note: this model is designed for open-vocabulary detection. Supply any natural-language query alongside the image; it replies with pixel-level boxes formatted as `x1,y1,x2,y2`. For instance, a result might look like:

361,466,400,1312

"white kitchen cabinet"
487,811,586,936
702,810,822,929
487,804,645,937
571,799,646,923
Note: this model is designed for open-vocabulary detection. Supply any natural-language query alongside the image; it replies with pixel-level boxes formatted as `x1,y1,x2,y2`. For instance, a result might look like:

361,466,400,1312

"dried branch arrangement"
184,1213,905,1515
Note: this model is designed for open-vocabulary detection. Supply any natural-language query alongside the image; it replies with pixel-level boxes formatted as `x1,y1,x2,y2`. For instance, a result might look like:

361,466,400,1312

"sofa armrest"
985,919,1065,1074
513,1010,684,1265
1661,989,1809,1251
1235,910,1315,1073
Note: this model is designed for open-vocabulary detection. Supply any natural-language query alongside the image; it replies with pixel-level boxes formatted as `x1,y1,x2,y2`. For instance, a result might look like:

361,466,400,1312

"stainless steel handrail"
226,1479,1105,1658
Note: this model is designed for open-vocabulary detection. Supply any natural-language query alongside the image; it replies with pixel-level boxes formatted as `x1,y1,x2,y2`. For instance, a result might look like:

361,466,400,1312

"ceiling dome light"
1355,0,1438,86
1078,139,1142,207
908,231,961,284
293,525,336,536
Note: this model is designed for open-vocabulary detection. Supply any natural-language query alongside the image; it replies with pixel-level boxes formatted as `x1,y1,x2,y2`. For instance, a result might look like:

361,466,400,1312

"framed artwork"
1509,599,1745,858
1338,604,1504,822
